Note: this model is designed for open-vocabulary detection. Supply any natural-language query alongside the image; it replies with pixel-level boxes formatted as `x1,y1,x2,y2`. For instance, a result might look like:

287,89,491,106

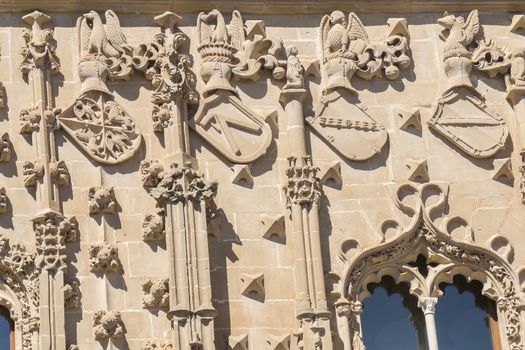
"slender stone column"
140,12,217,350
20,11,71,350
280,47,333,349
418,297,439,350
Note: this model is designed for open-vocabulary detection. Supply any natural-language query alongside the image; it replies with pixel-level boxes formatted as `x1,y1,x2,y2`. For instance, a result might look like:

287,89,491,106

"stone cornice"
2,0,525,15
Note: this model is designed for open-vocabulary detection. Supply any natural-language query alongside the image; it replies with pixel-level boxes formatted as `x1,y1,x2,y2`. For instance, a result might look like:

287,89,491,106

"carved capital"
418,297,438,315
20,11,60,73
149,163,217,204
284,156,322,207
93,310,125,341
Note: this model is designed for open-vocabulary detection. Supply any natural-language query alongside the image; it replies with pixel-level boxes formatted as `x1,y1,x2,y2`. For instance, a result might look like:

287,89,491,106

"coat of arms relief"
429,10,511,158
307,11,412,161
193,10,285,163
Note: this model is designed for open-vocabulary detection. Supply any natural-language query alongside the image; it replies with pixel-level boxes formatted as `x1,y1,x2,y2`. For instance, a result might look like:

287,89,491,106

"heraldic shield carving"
57,10,142,164
309,11,411,161
193,10,285,164
307,92,387,161
429,10,510,158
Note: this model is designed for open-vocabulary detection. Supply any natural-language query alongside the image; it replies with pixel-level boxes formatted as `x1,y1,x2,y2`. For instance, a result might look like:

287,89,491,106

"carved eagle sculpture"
320,11,369,63
197,9,245,51
77,10,133,58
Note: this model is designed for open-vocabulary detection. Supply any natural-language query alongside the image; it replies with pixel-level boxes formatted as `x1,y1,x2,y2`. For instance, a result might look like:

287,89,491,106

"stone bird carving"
78,10,132,58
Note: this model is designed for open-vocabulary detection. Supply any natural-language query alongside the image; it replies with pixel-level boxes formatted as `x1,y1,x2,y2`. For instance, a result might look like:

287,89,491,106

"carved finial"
154,11,182,33
20,11,59,73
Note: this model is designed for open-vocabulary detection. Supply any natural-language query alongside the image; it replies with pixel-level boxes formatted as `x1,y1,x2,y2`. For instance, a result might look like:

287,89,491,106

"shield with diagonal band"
307,91,388,161
428,88,508,158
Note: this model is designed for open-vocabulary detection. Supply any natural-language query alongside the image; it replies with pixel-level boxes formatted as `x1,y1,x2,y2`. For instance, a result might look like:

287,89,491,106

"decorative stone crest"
142,278,169,309
88,186,116,215
33,211,77,272
89,245,121,273
63,281,81,309
143,210,166,241
307,12,410,161
93,310,125,341
0,188,7,214
0,133,11,162
429,10,510,158
56,10,141,164
284,157,322,207
192,10,284,163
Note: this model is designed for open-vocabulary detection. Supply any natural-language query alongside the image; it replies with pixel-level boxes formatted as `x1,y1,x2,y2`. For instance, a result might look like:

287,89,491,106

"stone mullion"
418,297,440,350
21,11,67,350
281,62,333,348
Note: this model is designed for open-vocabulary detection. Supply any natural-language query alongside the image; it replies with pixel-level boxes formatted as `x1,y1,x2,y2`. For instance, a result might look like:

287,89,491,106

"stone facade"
0,1,524,349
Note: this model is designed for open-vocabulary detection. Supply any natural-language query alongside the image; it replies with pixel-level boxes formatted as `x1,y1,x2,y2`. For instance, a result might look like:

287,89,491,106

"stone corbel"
191,9,285,164
307,11,411,161
429,10,511,159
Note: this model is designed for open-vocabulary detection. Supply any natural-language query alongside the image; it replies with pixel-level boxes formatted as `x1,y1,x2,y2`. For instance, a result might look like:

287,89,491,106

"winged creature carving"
77,10,133,58
438,10,479,59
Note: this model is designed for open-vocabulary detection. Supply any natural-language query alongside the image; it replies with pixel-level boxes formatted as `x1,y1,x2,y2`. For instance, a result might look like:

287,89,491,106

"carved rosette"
93,310,125,341
33,211,77,272
284,157,322,207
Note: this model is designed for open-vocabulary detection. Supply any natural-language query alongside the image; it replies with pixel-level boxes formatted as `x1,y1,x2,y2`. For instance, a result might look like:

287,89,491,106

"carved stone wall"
0,2,525,350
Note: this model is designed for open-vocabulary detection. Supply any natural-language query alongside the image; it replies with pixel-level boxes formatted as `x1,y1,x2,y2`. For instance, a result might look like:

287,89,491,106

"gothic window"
0,306,14,350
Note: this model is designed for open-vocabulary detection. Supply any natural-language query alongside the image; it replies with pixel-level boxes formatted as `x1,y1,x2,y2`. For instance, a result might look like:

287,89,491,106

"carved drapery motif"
340,182,523,350
19,11,60,73
33,211,77,272
93,310,125,341
284,157,322,207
